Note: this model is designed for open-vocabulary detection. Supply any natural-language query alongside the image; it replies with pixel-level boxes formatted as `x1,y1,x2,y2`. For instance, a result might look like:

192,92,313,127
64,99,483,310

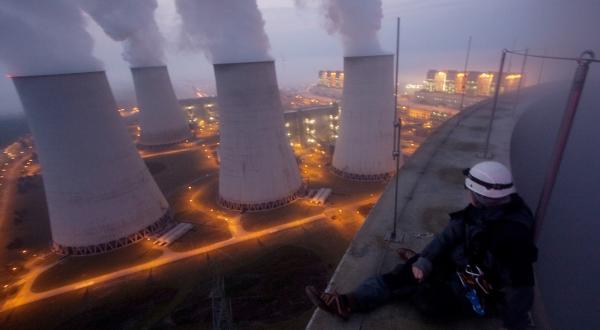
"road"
0,195,378,311
140,144,205,159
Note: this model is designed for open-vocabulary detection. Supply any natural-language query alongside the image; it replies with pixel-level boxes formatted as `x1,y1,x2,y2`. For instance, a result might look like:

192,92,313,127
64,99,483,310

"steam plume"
0,0,102,76
80,0,164,67
309,0,384,56
175,0,271,64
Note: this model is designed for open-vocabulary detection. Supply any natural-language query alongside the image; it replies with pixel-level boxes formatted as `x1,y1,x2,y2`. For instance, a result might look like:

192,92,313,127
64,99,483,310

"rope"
505,49,600,63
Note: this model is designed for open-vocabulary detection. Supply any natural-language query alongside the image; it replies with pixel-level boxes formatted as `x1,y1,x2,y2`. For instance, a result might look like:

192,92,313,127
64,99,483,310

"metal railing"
483,49,597,241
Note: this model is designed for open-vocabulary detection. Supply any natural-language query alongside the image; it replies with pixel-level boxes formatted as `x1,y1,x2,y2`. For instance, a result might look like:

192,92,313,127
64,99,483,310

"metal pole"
533,50,595,242
390,17,401,241
507,38,517,72
481,49,507,159
513,48,529,111
537,48,546,85
459,36,472,110
392,17,400,145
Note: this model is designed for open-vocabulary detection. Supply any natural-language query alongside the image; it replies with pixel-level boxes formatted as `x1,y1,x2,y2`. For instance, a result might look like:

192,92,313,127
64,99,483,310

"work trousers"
348,255,472,320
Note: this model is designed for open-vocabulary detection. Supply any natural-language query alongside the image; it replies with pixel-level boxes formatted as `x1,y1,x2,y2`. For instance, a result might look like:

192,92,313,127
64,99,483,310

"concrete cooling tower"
12,71,171,256
213,61,302,211
332,55,398,181
131,66,192,147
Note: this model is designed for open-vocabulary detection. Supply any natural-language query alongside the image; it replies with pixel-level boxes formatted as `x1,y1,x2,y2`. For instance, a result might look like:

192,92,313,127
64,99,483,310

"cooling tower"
332,55,398,181
131,66,192,147
12,71,171,256
213,61,302,211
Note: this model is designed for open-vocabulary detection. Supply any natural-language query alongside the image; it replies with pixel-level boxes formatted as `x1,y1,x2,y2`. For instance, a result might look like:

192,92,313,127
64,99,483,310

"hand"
412,265,425,282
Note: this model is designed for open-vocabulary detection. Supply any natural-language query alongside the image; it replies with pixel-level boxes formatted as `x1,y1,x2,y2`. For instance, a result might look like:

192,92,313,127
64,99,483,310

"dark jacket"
414,194,537,329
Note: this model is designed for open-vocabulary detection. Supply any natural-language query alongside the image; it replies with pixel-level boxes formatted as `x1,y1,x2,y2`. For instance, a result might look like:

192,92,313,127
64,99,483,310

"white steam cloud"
0,0,102,76
80,0,164,67
175,0,272,64
312,0,384,56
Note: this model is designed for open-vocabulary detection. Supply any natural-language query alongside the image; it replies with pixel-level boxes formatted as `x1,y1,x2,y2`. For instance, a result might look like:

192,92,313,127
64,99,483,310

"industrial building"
179,96,339,150
318,70,344,89
12,71,171,256
332,55,397,181
424,69,523,96
284,105,339,149
213,61,303,211
132,66,193,148
413,90,487,108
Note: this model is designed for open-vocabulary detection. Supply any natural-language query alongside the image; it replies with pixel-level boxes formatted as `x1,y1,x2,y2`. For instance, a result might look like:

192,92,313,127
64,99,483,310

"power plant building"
318,70,344,89
12,71,171,256
213,61,302,211
425,69,523,96
332,55,397,181
132,66,192,147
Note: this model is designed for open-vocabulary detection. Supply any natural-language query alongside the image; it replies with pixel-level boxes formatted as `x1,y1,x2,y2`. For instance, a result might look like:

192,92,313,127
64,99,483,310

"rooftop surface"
307,96,524,329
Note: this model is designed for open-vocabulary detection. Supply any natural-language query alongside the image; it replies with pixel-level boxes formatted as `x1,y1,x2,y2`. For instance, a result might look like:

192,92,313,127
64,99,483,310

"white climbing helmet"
463,161,516,198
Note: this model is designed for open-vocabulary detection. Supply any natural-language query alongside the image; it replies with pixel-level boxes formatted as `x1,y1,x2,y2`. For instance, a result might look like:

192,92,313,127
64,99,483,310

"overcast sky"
1,0,599,116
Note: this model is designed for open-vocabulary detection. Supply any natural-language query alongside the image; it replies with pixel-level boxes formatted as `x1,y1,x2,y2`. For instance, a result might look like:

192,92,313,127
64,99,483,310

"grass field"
0,214,361,329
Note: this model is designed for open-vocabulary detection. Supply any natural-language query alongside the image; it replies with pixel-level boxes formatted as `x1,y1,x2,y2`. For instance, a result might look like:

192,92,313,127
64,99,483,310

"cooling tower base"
331,166,393,182
52,210,172,256
218,189,302,212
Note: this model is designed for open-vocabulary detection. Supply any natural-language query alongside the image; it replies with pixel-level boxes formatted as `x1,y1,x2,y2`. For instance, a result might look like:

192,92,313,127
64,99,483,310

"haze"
0,0,598,115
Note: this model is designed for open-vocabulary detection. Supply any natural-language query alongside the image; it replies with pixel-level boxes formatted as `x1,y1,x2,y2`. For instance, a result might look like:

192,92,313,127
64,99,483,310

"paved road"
1,195,378,311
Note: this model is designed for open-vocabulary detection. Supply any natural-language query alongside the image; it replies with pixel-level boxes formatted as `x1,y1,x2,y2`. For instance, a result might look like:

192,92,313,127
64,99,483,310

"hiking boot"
305,285,352,320
397,247,417,261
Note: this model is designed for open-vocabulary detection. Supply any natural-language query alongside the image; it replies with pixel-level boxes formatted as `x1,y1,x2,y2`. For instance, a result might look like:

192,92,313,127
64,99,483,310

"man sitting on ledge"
306,161,537,330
